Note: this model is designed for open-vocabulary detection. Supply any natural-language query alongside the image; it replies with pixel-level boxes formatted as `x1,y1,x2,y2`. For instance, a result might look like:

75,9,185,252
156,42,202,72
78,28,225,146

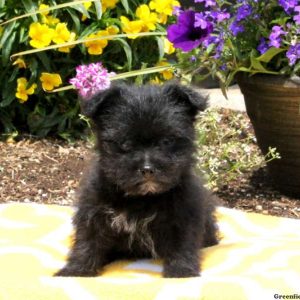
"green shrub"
195,109,280,190
0,0,177,139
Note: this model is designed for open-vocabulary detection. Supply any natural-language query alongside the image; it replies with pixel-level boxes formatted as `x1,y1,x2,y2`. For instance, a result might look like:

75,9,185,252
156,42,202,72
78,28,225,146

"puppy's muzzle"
139,164,155,177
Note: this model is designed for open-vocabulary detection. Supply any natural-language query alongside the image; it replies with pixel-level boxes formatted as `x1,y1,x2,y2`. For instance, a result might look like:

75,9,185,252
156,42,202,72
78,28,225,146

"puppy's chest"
104,207,157,257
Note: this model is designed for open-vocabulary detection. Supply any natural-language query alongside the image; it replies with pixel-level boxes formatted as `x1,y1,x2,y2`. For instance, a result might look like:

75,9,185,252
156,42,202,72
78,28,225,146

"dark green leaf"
2,31,16,65
66,8,81,32
8,67,19,82
120,0,129,13
1,82,16,107
0,21,16,48
113,38,132,70
21,0,38,22
36,52,51,71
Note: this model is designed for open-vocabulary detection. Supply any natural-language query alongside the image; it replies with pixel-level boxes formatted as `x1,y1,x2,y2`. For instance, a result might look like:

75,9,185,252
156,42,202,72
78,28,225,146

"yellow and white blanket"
0,203,300,300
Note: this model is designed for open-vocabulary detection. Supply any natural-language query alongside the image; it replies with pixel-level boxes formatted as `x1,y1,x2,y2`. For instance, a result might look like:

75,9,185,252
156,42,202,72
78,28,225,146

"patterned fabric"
0,203,299,300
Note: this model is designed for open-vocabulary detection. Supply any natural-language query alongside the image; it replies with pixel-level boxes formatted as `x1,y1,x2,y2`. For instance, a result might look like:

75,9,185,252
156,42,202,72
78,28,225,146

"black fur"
55,82,218,278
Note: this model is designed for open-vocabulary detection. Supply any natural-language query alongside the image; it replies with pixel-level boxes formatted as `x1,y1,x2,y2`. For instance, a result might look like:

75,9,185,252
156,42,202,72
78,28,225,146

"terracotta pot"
237,73,300,197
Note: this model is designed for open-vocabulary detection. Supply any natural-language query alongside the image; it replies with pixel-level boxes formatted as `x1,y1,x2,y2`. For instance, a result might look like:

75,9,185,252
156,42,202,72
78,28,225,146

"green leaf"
36,52,51,71
0,21,16,48
120,0,129,13
270,17,290,26
0,0,5,9
257,47,285,63
114,38,132,70
70,2,90,17
28,58,38,87
94,0,102,20
66,8,81,33
2,31,16,65
1,82,16,107
8,67,19,83
21,0,38,22
155,36,165,61
250,56,268,72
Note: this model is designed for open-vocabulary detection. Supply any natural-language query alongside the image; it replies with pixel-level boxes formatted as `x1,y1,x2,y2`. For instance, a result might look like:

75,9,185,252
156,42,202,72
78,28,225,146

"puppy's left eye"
120,141,133,152
160,137,175,147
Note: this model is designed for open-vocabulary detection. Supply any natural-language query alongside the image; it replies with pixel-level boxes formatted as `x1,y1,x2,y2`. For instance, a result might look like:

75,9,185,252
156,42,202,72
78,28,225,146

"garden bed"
1,109,299,218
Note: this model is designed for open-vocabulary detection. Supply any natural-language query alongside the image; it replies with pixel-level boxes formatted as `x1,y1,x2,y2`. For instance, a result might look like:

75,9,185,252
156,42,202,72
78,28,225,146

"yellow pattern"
0,203,299,299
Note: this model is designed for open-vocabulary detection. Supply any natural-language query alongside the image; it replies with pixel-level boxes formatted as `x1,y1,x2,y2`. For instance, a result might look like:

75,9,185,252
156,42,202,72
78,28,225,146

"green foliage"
0,0,174,138
195,109,280,190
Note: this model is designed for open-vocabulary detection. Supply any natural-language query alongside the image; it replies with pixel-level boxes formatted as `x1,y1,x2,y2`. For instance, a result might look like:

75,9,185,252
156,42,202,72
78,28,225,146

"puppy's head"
81,82,206,196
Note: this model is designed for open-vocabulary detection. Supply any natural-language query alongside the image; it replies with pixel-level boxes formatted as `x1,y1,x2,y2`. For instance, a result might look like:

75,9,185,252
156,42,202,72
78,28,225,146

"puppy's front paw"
54,266,98,277
163,265,200,278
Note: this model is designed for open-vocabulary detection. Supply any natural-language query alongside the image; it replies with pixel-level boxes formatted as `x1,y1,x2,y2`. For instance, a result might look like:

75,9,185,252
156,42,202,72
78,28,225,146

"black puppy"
55,82,218,278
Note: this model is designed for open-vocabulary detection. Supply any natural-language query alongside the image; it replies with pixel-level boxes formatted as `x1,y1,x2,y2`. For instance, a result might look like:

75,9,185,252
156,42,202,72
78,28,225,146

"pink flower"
69,62,115,99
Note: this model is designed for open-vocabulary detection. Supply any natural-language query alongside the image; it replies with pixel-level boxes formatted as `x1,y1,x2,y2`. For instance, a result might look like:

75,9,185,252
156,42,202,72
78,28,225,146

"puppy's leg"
163,250,200,278
203,214,219,247
55,208,111,277
157,223,201,278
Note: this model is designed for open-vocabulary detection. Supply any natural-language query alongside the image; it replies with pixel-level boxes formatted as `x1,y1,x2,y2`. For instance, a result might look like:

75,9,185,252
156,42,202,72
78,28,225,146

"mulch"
1,115,299,219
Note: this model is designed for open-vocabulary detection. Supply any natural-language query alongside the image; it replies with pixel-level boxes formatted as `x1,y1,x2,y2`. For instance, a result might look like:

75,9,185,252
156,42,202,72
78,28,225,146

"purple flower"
203,35,224,58
70,62,115,99
172,6,182,16
194,0,216,7
257,37,269,54
195,12,210,29
269,25,286,48
286,43,300,65
167,10,213,52
230,20,245,36
294,6,300,24
278,0,298,14
210,10,230,22
236,4,252,21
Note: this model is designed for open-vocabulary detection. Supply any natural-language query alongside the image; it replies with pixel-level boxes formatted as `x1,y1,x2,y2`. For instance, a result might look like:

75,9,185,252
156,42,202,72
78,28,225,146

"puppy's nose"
140,164,154,176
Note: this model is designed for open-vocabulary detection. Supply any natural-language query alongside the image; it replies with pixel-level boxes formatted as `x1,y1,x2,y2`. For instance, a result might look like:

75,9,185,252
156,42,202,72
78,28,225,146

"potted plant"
166,0,300,196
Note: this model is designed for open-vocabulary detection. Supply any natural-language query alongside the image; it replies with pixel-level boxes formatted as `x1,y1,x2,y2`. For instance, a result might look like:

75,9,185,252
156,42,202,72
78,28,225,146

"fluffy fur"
55,82,218,278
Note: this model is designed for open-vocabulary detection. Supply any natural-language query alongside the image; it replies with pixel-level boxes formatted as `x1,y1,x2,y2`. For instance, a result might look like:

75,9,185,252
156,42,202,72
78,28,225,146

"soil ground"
1,111,299,219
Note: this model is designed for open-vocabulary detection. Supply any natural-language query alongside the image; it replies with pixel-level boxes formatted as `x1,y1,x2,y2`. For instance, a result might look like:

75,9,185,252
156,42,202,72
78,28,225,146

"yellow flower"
156,61,174,80
29,22,54,48
120,16,143,39
39,4,50,16
150,76,162,84
149,0,180,24
163,37,175,54
42,15,60,26
106,25,119,36
15,78,37,103
40,73,62,91
52,23,71,44
157,14,168,25
136,4,158,31
58,32,76,53
149,0,180,15
102,0,119,12
84,1,92,9
84,30,109,55
12,58,26,69
81,1,92,21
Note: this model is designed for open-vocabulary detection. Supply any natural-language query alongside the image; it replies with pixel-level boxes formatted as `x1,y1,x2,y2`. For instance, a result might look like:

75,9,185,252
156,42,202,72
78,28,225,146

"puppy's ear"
80,83,125,119
163,82,207,118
